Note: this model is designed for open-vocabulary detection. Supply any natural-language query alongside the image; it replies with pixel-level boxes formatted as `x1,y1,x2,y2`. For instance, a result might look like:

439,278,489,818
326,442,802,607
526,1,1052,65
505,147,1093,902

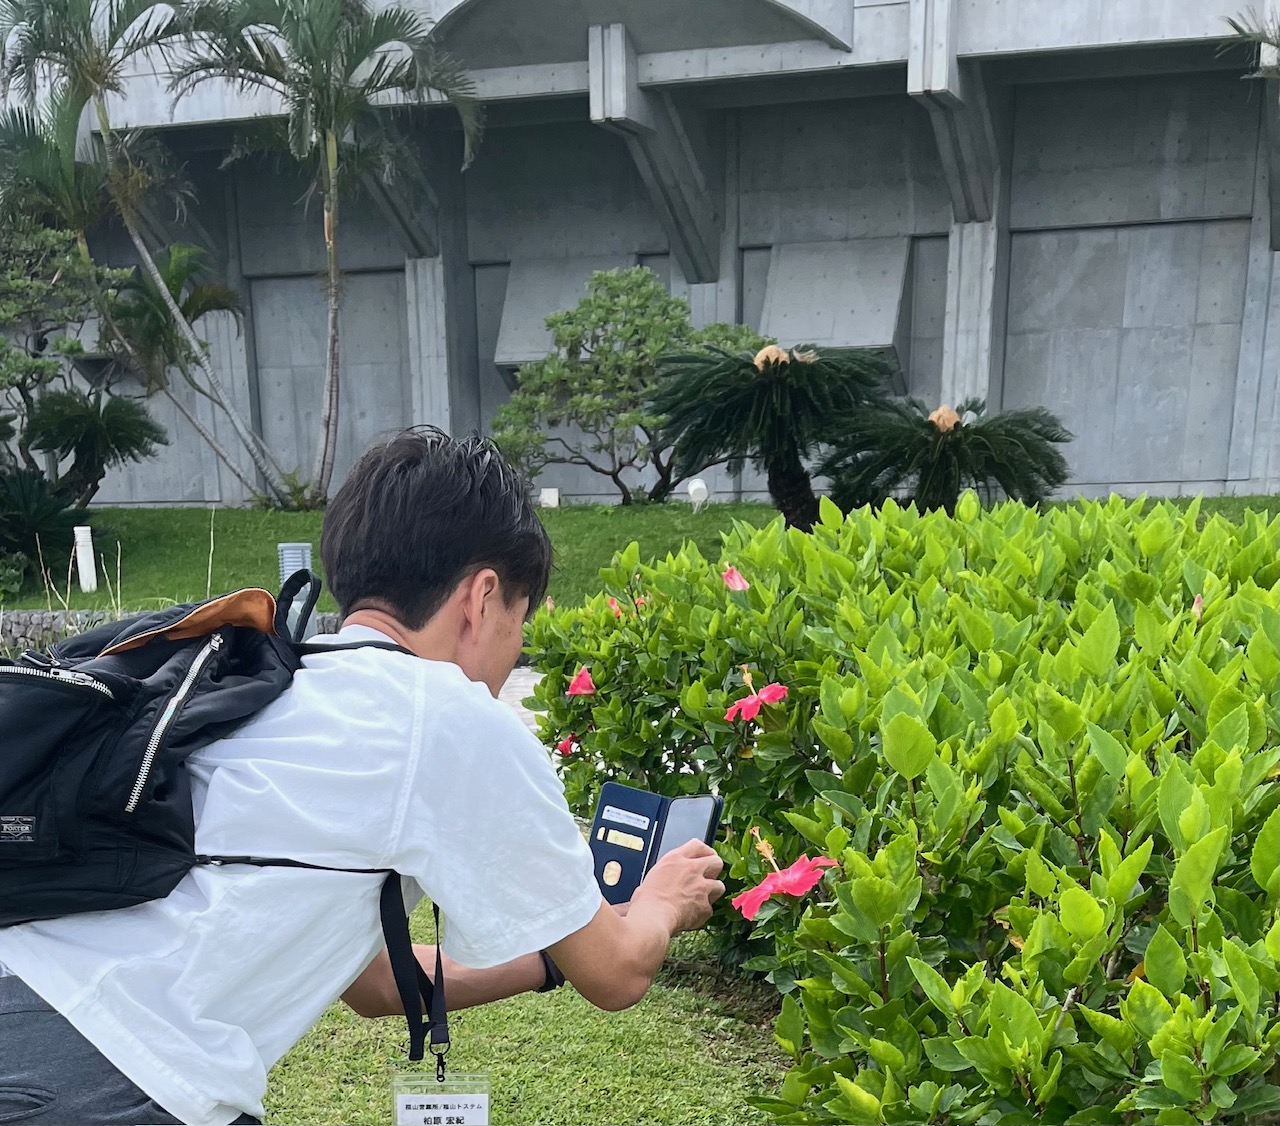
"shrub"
528,494,1280,1125
491,266,764,504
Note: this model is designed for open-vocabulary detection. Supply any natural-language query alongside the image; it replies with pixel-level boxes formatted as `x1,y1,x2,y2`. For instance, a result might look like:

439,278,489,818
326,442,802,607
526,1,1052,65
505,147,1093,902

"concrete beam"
589,24,721,284
909,0,997,223
361,173,439,259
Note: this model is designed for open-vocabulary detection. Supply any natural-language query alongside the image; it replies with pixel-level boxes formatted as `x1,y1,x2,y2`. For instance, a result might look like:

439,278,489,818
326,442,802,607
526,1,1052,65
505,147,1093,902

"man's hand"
547,840,725,1012
631,839,725,934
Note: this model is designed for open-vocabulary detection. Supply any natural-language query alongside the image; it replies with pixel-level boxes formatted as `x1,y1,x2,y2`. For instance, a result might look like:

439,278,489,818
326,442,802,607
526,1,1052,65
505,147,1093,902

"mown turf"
264,922,784,1126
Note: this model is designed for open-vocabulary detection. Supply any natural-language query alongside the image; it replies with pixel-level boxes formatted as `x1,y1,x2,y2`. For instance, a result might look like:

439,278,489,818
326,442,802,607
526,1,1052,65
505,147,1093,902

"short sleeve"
391,669,602,968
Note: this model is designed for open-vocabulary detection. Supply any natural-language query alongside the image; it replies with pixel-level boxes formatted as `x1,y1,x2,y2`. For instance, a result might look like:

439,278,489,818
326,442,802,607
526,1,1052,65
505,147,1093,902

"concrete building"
84,0,1279,504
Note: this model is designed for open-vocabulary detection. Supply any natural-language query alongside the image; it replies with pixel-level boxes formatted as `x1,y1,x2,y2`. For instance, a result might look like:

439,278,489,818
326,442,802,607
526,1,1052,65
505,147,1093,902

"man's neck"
342,609,455,664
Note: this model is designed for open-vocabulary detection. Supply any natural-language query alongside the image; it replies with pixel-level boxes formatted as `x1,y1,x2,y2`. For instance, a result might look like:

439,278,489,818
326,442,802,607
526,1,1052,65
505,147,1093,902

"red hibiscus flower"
724,682,788,722
556,735,576,757
566,667,596,696
731,855,839,921
634,595,647,608
722,566,750,592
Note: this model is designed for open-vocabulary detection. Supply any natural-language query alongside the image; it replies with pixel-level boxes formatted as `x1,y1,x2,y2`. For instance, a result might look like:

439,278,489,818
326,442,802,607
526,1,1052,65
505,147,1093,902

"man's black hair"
321,427,552,628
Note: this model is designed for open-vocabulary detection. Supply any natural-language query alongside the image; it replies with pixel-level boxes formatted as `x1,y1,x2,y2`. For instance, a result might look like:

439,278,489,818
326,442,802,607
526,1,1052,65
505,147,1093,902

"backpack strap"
194,856,446,1065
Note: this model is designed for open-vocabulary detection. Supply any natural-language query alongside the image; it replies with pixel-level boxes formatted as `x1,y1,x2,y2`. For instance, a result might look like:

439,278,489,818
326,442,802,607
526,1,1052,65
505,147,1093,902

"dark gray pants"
0,975,259,1125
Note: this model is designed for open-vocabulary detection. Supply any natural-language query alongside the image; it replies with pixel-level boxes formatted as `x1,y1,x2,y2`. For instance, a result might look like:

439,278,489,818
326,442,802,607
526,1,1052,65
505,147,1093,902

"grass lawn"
266,922,783,1126
3,494,1275,614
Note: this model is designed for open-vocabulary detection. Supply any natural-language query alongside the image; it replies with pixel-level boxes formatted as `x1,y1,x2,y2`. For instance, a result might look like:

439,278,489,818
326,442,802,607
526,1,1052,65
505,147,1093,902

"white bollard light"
277,542,313,587
539,487,561,509
687,477,709,513
73,526,98,593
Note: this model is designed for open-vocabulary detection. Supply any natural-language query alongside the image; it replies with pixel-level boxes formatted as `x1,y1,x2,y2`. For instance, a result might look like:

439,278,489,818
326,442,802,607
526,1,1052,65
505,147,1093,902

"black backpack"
0,570,446,1065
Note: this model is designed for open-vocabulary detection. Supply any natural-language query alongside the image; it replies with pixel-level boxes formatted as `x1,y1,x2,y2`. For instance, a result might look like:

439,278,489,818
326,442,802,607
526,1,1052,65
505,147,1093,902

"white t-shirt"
0,626,601,1124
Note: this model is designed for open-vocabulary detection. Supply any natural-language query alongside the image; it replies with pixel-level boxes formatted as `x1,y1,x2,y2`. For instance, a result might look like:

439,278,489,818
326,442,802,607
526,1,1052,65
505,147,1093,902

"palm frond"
1225,8,1280,77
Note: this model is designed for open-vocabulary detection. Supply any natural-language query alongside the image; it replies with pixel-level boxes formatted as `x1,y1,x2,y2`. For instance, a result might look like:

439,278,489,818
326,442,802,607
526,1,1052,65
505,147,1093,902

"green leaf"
850,875,903,932
775,993,805,1060
1160,1049,1202,1102
1207,698,1250,754
833,1075,883,1125
1144,926,1187,998
988,981,1044,1053
1122,978,1174,1041
1059,886,1105,942
1251,808,1280,901
1078,603,1120,678
1087,724,1127,778
1158,766,1195,852
1169,826,1228,927
1078,1005,1136,1056
908,958,957,1017
1221,938,1261,1020
813,718,854,762
1134,602,1168,655
1108,837,1154,907
882,712,937,781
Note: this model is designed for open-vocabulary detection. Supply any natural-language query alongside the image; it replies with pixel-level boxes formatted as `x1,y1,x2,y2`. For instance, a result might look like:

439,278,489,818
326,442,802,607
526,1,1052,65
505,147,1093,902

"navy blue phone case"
588,782,723,905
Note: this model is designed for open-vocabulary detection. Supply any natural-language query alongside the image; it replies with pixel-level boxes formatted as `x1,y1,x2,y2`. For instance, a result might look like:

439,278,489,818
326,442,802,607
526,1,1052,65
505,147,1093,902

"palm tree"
0,89,260,494
25,387,167,506
170,0,483,504
0,0,291,504
653,344,893,530
819,397,1072,516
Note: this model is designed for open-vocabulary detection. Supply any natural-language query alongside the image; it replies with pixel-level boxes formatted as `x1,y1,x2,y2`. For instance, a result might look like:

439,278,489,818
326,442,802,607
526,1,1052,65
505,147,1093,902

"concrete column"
1227,106,1280,491
405,130,481,437
939,173,1010,408
406,256,451,432
681,111,741,329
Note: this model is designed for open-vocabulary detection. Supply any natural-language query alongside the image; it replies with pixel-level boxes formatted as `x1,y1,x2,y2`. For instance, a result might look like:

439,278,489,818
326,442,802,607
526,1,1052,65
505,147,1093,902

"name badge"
394,1073,491,1126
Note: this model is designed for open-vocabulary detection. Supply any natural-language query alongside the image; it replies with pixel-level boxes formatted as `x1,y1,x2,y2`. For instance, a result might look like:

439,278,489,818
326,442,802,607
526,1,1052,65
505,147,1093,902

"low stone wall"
1,610,343,654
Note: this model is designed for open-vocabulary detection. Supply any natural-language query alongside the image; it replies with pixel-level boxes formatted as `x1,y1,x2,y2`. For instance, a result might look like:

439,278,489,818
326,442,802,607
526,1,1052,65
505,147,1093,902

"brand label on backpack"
0,817,35,842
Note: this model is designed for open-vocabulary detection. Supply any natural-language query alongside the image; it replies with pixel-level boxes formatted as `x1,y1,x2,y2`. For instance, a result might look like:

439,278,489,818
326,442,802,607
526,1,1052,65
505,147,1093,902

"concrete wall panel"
738,97,952,245
236,162,407,278
1011,75,1258,230
1003,219,1250,488
466,121,666,262
907,234,948,404
252,272,409,484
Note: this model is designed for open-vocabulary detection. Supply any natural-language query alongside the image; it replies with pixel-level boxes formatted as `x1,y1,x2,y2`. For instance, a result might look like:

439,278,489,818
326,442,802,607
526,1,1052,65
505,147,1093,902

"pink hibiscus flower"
566,667,596,696
724,682,788,722
607,597,622,618
722,566,750,592
556,735,576,757
732,856,839,921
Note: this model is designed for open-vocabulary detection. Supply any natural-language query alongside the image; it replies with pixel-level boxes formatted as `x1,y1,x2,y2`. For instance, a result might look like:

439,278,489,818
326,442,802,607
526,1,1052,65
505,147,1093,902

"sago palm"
1226,7,1280,77
654,344,893,530
25,388,167,506
170,0,483,503
820,397,1072,516
0,0,291,504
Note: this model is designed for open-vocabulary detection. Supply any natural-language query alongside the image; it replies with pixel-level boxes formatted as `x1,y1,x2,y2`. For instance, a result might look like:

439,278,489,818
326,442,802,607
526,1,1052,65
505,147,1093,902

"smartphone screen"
651,796,719,865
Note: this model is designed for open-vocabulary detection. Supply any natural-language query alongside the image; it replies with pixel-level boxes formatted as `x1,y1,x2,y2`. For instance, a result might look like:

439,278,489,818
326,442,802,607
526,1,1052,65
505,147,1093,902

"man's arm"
342,946,546,1018
344,840,723,1017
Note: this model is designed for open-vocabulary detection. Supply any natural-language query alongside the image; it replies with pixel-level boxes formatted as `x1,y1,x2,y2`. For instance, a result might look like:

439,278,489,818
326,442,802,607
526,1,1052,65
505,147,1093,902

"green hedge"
529,495,1280,1125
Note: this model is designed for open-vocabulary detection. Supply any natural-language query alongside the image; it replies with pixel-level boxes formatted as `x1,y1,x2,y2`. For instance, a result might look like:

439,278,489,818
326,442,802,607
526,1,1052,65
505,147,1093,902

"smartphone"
650,794,723,865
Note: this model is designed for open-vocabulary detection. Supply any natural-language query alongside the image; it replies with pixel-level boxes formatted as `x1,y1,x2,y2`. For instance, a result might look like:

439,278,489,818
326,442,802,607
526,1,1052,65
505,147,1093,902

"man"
0,428,725,1125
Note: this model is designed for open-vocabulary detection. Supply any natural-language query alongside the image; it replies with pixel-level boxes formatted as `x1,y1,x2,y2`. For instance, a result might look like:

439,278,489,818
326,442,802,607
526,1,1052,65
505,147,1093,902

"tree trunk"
766,447,820,531
311,133,342,502
93,97,289,506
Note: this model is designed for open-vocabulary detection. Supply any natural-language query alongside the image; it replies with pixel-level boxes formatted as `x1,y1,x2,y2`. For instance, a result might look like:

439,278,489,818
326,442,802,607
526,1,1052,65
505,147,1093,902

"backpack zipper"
125,633,224,813
0,664,115,698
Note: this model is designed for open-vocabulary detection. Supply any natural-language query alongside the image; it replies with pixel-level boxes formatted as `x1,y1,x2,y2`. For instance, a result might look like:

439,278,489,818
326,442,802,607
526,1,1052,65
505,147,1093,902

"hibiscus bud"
928,405,961,432
607,597,622,618
556,735,575,757
1192,593,1203,623
566,667,596,696
722,566,750,592
544,596,555,611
